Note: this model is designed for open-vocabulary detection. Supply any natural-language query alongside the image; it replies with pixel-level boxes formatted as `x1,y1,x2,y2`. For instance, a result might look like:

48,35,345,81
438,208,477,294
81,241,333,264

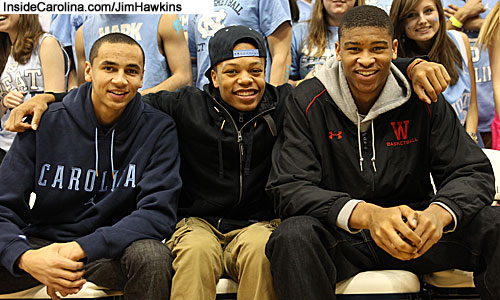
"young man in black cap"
6,25,451,299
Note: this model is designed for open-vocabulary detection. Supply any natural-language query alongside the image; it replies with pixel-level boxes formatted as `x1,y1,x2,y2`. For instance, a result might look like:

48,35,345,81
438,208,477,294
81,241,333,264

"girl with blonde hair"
290,0,365,85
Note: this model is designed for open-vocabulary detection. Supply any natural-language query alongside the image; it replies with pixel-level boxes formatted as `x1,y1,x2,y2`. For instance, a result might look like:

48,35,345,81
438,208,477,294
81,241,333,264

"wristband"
44,91,66,102
407,58,426,80
449,16,463,29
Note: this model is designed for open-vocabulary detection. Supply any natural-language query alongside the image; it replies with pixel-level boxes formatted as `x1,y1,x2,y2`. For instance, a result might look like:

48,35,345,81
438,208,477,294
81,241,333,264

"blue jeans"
265,206,500,300
0,238,173,300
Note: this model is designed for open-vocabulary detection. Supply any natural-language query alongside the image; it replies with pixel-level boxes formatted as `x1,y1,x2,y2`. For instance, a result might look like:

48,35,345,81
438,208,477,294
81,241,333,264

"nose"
112,70,127,86
237,71,254,85
358,50,375,67
417,12,427,24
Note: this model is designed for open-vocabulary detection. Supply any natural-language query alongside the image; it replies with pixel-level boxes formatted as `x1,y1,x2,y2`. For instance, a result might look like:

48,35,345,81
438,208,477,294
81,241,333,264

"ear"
392,39,398,60
139,69,144,89
211,69,219,89
84,61,92,83
335,41,341,61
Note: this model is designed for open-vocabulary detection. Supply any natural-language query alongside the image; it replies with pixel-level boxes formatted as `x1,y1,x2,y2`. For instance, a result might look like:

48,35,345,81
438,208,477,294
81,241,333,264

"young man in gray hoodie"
266,5,500,300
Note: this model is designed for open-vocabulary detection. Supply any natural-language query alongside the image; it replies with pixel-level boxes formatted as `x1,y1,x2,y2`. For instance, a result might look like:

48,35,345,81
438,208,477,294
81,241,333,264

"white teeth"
236,91,255,96
358,71,375,76
111,91,126,95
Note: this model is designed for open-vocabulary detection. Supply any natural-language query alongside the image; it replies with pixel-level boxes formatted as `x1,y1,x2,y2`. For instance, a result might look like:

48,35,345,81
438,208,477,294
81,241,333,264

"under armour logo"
329,131,342,140
390,120,409,140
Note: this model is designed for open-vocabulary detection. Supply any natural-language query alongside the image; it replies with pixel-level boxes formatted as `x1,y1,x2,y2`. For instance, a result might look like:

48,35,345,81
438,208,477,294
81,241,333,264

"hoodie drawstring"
110,129,115,180
357,114,364,172
95,128,99,177
356,116,377,173
370,121,377,172
94,127,116,179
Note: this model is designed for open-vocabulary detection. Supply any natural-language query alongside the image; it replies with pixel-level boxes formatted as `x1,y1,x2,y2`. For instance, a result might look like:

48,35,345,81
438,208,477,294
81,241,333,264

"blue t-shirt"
443,30,471,126
442,0,494,132
291,22,337,79
82,14,170,91
188,0,291,88
365,0,393,13
297,0,313,22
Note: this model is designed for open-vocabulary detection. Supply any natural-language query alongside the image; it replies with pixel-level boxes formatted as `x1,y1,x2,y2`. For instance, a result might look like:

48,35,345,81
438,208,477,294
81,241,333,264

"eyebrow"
100,60,141,69
344,40,389,46
222,61,264,68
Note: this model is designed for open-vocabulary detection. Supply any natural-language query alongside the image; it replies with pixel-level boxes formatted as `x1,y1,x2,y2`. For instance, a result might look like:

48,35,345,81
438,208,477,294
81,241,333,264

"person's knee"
173,229,221,259
123,239,173,276
266,216,325,257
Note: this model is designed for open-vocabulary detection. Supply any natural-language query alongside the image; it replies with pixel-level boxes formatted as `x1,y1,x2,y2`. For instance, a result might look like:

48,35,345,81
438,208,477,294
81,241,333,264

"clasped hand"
17,242,87,300
368,205,449,261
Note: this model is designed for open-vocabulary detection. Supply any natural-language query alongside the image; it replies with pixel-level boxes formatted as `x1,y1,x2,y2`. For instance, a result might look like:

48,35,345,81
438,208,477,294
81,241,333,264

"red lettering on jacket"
391,120,409,140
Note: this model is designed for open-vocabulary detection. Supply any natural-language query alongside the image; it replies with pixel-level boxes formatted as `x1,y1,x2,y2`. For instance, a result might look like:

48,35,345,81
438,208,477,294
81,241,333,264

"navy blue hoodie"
0,82,181,275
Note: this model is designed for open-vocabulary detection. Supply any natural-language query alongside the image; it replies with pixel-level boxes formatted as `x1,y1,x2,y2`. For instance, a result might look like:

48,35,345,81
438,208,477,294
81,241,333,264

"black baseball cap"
205,25,267,81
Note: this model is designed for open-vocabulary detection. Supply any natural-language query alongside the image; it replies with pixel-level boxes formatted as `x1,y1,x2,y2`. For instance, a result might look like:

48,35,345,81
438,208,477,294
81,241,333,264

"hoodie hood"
62,82,145,178
316,58,411,132
315,58,411,172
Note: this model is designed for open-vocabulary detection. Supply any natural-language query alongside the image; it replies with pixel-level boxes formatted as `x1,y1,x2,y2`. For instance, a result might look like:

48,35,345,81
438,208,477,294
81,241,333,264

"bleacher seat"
336,270,421,299
0,282,122,299
0,280,238,300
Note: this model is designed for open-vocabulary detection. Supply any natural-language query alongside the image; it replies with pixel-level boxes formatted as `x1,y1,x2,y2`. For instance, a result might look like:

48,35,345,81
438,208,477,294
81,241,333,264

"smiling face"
323,0,356,26
403,0,440,51
0,14,20,40
211,42,266,111
85,42,144,125
336,26,397,114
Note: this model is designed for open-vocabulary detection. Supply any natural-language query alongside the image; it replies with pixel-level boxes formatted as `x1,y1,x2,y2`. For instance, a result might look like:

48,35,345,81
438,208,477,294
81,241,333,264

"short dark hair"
88,32,145,66
338,5,394,41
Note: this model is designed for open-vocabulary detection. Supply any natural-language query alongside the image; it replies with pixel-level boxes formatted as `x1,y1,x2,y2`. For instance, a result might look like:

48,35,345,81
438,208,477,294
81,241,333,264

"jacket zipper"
362,134,375,192
212,97,274,205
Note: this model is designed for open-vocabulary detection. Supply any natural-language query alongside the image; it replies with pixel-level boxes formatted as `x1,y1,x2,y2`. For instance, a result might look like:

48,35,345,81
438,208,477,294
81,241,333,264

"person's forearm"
140,73,191,95
269,53,291,86
348,202,382,230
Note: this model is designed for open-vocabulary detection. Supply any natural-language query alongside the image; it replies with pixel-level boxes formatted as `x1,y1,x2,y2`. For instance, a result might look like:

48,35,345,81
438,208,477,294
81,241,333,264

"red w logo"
329,131,342,140
390,120,409,140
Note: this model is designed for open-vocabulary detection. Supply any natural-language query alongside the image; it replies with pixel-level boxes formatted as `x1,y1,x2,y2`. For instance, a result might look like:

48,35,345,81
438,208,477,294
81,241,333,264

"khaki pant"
166,217,280,300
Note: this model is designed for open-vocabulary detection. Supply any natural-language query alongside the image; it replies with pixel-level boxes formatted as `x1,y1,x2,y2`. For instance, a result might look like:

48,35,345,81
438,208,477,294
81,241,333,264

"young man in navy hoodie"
0,33,181,300
5,26,451,299
266,6,500,300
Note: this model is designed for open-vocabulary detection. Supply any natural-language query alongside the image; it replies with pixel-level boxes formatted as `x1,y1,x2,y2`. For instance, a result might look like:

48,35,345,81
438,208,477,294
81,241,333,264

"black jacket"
267,75,494,232
143,83,292,222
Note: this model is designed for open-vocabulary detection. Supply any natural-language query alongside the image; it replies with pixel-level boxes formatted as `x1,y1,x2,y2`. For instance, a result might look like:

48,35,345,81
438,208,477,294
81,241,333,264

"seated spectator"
0,14,67,163
477,1,500,150
75,14,192,94
188,0,292,88
290,0,364,85
266,6,499,300
0,33,180,300
391,0,478,142
4,23,452,299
